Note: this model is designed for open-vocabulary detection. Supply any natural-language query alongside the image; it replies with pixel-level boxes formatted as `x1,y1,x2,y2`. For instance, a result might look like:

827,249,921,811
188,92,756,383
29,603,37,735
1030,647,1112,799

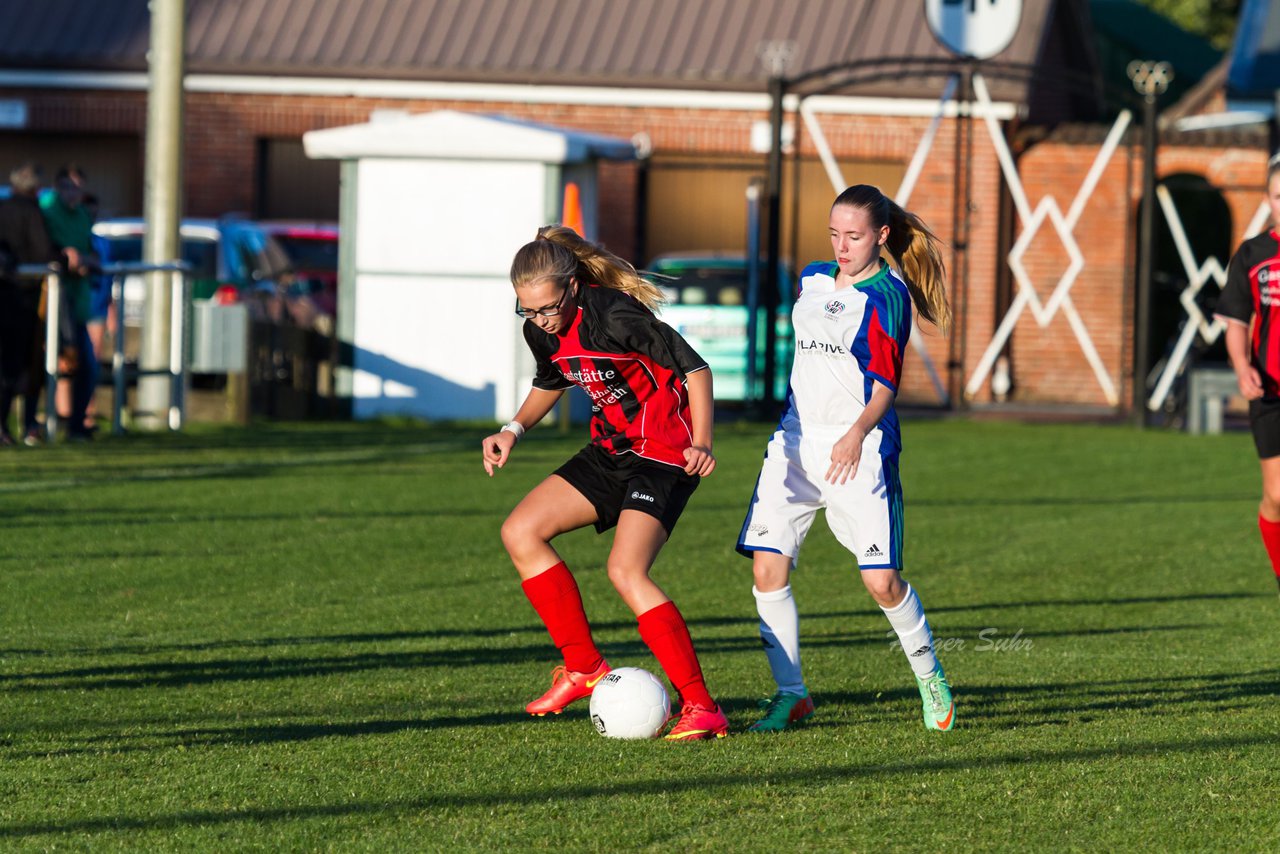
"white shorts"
736,426,903,570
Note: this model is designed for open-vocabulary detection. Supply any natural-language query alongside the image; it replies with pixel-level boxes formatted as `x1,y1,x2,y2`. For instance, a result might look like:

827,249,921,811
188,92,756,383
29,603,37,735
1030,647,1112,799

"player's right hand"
481,431,517,476
1238,366,1264,400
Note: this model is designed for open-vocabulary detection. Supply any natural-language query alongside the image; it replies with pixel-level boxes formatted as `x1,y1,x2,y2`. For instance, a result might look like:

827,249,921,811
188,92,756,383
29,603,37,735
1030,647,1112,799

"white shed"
303,110,635,421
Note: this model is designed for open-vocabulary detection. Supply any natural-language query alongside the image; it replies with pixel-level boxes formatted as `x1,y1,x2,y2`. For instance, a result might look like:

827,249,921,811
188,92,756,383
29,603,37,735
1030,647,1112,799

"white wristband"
500,421,525,442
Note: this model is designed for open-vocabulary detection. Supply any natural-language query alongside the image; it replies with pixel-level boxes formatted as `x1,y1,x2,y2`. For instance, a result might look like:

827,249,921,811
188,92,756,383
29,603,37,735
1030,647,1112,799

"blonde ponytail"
832,185,951,332
885,203,951,332
510,225,665,312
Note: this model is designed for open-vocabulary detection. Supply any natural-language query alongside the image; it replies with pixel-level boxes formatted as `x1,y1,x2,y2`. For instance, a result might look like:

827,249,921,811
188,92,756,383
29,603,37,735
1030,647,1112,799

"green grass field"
1,418,1276,850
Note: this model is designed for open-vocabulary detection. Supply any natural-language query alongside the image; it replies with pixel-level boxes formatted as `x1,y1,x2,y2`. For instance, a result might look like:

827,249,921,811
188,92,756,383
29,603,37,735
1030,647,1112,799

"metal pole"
1133,93,1157,423
745,178,762,402
762,74,785,412
111,273,126,435
1126,60,1169,425
1272,89,1280,158
43,272,61,442
137,0,185,430
168,269,186,429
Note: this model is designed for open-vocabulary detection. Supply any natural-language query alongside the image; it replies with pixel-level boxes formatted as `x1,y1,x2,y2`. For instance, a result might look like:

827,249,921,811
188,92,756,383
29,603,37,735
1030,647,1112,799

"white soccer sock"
753,585,805,695
880,583,940,679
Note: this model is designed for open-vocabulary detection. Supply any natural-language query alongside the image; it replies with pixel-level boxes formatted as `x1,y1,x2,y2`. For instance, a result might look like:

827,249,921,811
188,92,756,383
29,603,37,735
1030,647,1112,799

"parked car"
259,221,338,320
645,252,793,402
92,216,326,329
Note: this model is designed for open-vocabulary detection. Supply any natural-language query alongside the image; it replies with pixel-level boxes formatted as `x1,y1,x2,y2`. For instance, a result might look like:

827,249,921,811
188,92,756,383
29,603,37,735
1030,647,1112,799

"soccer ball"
589,667,670,739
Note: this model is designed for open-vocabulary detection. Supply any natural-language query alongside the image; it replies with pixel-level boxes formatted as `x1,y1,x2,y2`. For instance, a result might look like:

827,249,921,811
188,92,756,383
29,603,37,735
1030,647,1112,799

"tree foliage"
1134,0,1241,51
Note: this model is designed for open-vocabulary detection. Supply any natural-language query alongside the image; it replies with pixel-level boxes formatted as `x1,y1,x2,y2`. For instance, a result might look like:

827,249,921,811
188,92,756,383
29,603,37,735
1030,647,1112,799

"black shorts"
553,443,699,535
1250,398,1280,459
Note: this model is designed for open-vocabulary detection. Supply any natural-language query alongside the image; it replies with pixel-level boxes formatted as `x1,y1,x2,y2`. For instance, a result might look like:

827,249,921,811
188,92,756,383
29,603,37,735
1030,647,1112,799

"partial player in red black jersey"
523,281,707,468
481,225,728,740
1215,154,1280,594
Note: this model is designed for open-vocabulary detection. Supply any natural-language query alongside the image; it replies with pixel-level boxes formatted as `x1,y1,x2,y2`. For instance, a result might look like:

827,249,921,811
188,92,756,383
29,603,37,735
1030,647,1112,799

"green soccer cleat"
748,689,815,732
916,667,955,731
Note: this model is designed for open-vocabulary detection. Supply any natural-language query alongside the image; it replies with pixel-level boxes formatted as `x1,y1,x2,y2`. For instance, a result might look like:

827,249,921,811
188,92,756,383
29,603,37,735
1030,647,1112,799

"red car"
260,221,339,321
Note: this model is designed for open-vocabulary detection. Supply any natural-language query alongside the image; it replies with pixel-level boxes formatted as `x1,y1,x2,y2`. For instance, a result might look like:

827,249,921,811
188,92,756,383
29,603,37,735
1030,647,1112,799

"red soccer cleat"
663,701,729,740
525,660,611,716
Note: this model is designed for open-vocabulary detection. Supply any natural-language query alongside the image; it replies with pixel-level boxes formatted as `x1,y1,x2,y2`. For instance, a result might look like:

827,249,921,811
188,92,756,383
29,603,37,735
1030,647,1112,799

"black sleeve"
601,297,708,379
1216,242,1254,325
522,321,574,391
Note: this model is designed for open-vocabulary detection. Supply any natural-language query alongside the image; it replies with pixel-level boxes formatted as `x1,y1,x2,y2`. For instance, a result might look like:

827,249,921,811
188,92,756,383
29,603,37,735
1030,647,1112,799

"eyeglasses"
514,285,572,319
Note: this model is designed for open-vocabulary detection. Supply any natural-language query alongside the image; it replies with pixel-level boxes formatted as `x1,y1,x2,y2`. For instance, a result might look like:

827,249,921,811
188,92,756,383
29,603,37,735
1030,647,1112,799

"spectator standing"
82,192,111,433
39,164,99,440
0,163,58,445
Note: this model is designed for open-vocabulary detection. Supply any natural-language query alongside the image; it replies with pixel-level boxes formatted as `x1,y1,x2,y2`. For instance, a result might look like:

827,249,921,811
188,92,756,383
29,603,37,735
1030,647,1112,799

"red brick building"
0,0,1267,414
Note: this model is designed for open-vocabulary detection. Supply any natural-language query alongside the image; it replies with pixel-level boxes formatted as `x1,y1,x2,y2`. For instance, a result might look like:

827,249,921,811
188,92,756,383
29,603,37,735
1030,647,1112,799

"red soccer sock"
521,562,603,673
1259,515,1280,579
637,600,715,709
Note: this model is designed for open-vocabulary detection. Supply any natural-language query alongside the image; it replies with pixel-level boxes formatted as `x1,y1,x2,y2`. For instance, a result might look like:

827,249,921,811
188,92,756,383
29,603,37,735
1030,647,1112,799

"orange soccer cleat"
525,660,611,716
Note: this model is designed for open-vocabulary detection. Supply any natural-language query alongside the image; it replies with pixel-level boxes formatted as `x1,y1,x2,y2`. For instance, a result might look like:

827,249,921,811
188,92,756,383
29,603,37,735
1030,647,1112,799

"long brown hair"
509,225,665,312
832,185,951,332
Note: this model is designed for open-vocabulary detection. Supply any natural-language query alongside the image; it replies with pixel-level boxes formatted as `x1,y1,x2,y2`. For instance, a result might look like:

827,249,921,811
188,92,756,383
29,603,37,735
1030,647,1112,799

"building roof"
303,109,636,161
0,0,1085,104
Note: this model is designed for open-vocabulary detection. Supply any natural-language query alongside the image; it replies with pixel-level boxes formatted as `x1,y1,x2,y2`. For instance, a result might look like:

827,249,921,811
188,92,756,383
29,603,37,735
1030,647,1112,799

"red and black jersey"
524,284,708,468
1218,229,1280,398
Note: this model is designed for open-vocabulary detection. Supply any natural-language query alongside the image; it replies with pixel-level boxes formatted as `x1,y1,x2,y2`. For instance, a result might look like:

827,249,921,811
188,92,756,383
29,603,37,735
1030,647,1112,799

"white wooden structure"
304,110,634,421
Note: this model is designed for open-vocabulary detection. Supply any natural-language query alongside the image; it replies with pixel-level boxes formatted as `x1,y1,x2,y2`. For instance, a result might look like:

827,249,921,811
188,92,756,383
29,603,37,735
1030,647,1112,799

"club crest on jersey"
824,299,846,316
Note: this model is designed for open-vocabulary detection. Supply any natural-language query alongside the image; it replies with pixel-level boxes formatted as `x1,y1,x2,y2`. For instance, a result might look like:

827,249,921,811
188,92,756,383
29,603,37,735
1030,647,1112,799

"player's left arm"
827,380,895,485
683,367,716,477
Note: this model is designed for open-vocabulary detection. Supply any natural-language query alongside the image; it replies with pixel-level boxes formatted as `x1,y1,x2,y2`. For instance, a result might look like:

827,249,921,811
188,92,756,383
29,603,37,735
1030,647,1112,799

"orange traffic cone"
562,182,585,237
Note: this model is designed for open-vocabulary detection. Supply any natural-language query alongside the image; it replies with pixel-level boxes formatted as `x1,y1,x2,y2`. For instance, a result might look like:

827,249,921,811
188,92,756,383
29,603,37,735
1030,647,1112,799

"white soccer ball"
589,667,670,739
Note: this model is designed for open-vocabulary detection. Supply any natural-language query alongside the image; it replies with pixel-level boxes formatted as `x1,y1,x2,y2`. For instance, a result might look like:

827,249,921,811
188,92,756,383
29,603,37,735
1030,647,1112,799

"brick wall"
8,84,1270,412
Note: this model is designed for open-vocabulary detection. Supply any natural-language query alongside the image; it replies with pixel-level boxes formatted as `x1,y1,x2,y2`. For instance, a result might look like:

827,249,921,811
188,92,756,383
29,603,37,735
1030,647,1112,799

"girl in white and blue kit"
737,184,954,733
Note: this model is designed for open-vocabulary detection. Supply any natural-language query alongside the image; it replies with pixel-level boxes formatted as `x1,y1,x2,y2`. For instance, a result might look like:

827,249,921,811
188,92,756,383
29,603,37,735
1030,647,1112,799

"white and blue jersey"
780,259,911,451
737,259,912,570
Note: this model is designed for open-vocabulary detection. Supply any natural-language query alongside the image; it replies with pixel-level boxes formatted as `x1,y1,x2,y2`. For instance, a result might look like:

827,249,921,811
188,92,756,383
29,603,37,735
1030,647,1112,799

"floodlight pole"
137,0,186,430
1272,89,1280,156
1134,94,1156,423
1128,61,1169,426
762,74,785,413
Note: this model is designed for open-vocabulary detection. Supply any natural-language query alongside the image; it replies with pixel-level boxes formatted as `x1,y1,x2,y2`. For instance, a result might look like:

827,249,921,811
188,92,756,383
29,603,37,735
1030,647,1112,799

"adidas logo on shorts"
864,543,883,559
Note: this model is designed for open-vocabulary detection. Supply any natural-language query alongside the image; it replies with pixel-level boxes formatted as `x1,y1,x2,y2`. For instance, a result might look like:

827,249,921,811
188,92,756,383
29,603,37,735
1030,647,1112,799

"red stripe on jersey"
1251,253,1280,396
866,307,903,389
551,311,695,468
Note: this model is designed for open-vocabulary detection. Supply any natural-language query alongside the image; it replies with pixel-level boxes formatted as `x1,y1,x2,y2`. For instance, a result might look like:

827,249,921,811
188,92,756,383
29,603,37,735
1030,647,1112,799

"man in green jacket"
39,165,99,440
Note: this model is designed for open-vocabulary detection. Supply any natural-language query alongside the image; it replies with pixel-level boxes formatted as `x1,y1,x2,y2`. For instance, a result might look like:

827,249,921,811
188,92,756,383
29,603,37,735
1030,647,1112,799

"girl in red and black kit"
1216,154,1280,594
481,225,728,740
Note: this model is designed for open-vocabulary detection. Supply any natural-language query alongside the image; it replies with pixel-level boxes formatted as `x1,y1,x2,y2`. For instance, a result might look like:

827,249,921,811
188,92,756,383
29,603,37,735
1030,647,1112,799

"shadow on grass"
1,730,1275,839
906,492,1254,508
0,642,564,691
0,620,1210,692
0,506,495,530
922,590,1267,615
795,666,1280,728
10,711,534,759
